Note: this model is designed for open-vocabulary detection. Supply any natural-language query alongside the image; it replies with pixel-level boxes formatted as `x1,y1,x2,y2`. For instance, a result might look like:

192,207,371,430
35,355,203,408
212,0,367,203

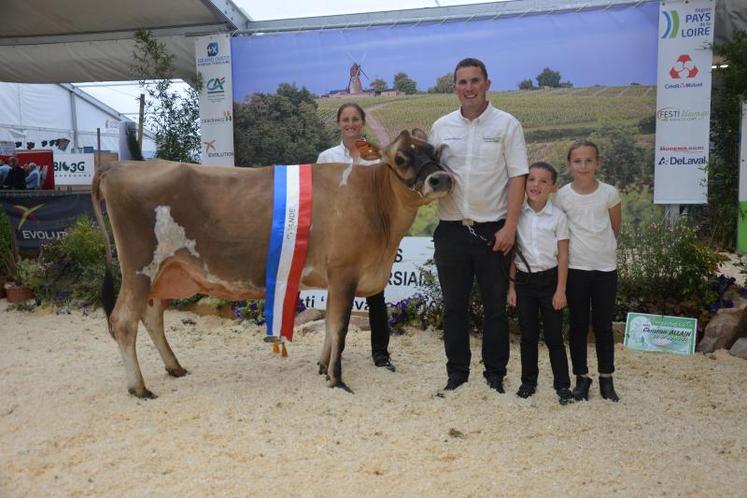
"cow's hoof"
128,387,158,399
327,379,354,394
166,367,189,378
317,362,327,375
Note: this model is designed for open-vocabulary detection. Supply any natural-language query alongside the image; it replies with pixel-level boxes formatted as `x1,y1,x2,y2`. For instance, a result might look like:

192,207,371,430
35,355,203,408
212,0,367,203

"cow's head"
356,130,453,201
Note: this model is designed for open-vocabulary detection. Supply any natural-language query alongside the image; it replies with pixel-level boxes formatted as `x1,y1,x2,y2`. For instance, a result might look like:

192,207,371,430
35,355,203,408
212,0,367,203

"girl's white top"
317,142,378,166
554,181,621,271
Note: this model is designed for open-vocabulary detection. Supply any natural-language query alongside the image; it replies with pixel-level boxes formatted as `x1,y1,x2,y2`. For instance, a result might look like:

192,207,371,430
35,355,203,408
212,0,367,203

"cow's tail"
91,166,116,338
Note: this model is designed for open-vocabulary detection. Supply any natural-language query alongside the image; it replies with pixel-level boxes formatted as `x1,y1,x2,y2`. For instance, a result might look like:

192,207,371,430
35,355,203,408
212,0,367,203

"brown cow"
92,130,452,398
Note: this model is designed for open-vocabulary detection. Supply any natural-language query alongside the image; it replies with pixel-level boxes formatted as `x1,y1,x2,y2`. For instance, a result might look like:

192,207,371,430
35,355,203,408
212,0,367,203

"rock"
295,308,323,325
297,319,325,336
696,307,747,353
729,337,747,359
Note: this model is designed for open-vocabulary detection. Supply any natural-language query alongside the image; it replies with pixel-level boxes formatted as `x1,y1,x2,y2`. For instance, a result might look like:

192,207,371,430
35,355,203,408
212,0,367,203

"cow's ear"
356,139,381,160
411,128,428,141
435,143,446,163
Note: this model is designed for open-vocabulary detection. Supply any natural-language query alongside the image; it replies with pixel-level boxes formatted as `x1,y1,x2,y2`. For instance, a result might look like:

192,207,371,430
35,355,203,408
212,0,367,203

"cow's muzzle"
421,171,453,199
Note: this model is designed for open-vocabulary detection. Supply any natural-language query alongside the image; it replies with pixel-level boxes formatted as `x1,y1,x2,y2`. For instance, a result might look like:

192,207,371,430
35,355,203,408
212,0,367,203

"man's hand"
552,290,567,311
507,286,517,307
491,225,516,254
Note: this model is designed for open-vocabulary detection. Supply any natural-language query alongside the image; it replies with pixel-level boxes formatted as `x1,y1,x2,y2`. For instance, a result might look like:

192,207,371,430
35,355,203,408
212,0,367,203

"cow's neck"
374,164,423,246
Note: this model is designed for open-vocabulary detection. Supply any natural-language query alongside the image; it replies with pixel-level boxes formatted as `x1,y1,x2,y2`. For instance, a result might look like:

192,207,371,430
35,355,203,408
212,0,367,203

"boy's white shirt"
514,199,569,273
554,181,621,271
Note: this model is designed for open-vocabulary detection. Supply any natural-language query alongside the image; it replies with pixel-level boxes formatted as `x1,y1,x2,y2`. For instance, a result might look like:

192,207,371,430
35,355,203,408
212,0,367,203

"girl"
316,103,395,372
554,140,621,402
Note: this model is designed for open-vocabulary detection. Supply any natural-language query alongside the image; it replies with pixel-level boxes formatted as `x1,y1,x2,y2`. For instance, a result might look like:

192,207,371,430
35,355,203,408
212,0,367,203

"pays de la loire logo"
207,42,219,57
661,10,680,38
669,54,698,79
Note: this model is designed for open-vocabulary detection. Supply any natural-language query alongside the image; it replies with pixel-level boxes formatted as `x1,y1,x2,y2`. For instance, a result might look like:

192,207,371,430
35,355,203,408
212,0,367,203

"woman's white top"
317,142,378,166
554,181,621,271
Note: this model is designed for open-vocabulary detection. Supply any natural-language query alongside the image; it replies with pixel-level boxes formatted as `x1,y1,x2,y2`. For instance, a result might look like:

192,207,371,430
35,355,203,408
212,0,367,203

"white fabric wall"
0,82,155,155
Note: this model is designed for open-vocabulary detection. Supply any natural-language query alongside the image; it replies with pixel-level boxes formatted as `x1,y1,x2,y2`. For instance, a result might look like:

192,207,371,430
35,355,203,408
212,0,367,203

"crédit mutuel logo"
660,9,712,39
664,54,703,90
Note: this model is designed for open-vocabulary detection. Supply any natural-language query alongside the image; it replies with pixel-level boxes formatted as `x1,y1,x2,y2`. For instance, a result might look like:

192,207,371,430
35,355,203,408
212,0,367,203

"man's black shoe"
516,384,536,398
443,377,467,391
557,388,574,405
374,358,396,372
486,376,505,394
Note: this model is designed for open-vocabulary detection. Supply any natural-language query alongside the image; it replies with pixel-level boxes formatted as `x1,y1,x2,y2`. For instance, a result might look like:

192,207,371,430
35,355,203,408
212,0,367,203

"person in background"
429,57,529,394
25,162,41,189
2,157,26,190
0,159,9,185
554,140,622,402
316,102,396,372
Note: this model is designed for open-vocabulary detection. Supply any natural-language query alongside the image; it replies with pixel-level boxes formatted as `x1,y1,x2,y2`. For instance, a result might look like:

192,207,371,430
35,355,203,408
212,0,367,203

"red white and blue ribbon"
265,164,313,342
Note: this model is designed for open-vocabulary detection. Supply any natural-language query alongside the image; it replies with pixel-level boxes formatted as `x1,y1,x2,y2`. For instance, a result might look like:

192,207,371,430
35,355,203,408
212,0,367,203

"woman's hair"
566,140,599,162
529,161,557,184
336,103,366,123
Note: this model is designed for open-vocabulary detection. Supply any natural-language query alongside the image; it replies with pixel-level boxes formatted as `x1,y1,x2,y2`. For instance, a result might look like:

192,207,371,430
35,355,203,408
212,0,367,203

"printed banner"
654,0,714,204
53,153,95,185
738,102,747,253
624,312,697,355
195,33,235,166
300,237,435,311
0,191,96,252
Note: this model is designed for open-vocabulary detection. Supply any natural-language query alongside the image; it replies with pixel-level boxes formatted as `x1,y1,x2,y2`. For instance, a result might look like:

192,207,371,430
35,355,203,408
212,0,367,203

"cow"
92,130,453,398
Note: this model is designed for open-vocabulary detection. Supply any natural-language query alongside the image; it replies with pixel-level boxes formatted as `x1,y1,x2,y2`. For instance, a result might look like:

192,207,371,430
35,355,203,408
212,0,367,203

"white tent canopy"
0,82,156,156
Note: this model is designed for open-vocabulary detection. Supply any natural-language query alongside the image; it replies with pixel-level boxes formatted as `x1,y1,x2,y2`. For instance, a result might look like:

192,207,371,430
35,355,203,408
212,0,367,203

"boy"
508,162,573,405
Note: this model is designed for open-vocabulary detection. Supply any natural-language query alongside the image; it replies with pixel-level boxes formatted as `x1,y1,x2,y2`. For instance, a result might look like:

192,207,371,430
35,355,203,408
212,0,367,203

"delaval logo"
661,9,712,39
657,107,709,122
658,155,707,166
207,42,219,57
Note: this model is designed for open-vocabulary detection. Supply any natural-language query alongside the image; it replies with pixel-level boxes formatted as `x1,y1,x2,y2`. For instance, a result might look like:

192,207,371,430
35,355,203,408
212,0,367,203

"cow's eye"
395,155,406,166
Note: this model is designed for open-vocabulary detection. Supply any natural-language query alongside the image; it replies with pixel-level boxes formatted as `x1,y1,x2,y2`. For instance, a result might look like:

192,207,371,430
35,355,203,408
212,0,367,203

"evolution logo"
202,139,234,159
669,54,698,79
660,9,712,39
203,139,216,153
13,203,43,229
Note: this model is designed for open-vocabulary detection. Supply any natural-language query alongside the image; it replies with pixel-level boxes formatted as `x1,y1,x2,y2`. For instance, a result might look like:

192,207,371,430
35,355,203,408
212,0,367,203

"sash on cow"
265,164,313,354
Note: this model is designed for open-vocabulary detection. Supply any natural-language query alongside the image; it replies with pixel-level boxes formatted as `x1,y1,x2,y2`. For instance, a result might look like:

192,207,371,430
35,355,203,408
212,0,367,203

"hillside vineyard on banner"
265,164,313,345
654,0,714,204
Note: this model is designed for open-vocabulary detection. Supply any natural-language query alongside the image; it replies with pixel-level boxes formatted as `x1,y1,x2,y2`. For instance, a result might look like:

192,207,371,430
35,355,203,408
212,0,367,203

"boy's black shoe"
486,376,505,394
374,358,396,372
599,376,620,402
572,376,592,401
443,377,467,391
516,384,536,399
557,388,574,405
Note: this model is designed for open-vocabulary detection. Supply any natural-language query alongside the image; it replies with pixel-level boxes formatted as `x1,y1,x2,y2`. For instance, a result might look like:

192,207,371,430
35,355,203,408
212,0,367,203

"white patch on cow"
339,164,353,186
139,206,200,280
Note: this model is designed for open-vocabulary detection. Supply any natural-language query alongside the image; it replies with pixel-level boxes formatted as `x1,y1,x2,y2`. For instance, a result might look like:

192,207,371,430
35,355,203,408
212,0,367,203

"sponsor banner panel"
195,34,235,166
738,102,747,253
53,153,95,185
654,0,714,204
0,191,96,252
624,312,697,355
300,237,434,311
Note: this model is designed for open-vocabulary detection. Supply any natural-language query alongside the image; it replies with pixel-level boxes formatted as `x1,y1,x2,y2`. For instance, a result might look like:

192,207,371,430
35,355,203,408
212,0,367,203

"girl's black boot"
599,376,620,402
572,376,592,401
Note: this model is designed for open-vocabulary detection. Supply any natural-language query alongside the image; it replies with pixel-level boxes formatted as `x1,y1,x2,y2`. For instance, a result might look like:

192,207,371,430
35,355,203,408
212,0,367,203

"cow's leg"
110,281,155,399
142,298,188,378
323,280,356,392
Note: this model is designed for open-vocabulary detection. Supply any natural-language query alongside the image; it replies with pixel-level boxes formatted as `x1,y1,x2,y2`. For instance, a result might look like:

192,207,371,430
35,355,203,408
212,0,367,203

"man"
0,159,9,185
24,162,41,189
2,157,26,190
429,58,528,394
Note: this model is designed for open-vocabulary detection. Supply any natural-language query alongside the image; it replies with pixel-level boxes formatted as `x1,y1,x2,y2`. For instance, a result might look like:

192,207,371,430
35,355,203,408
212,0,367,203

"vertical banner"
53,153,95,186
195,33,235,166
654,0,714,204
738,102,747,253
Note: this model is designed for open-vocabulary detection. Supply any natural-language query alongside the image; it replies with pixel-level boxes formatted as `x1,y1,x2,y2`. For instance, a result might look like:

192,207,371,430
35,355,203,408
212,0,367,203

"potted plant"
2,229,37,303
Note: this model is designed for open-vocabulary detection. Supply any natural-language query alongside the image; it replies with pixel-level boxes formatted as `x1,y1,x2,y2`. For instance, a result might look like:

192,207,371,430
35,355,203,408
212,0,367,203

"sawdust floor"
1,301,745,497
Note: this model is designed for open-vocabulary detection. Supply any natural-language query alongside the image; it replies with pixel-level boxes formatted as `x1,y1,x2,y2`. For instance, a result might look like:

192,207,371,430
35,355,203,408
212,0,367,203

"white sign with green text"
624,312,697,355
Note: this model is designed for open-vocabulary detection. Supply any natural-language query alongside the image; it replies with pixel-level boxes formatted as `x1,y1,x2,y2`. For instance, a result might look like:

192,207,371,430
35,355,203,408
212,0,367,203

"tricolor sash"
265,164,313,342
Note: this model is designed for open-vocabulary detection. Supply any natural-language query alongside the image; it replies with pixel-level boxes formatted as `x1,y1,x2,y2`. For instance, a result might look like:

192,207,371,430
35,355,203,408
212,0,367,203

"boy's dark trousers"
515,267,570,390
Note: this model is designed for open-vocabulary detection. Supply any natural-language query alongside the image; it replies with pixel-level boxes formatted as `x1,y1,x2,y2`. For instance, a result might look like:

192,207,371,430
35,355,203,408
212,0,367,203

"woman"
317,103,395,372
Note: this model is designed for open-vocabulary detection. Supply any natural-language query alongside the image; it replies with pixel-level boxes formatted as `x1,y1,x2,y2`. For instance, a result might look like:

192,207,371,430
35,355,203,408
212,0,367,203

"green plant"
0,208,11,277
616,218,727,320
131,29,201,163
33,216,121,306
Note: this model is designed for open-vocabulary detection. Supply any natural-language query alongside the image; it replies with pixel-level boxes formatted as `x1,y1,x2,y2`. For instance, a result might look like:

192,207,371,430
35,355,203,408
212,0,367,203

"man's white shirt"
515,200,569,273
